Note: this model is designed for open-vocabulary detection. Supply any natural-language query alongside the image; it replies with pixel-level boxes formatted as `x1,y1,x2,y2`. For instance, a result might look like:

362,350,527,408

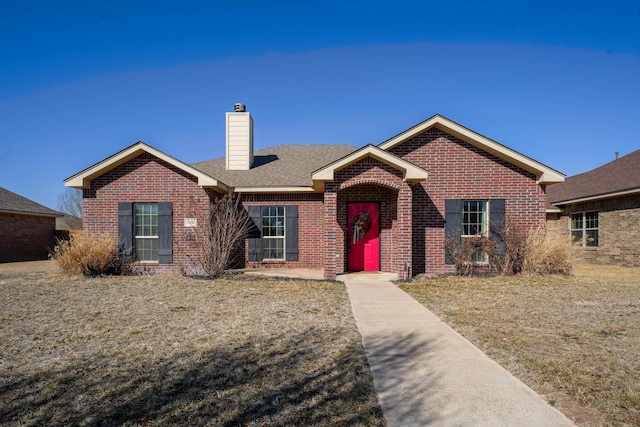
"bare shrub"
187,192,253,277
445,223,577,276
51,232,119,276
522,227,577,275
445,234,497,276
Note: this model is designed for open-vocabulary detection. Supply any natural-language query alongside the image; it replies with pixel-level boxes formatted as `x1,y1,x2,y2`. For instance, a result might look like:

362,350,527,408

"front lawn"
0,263,384,426
400,264,640,427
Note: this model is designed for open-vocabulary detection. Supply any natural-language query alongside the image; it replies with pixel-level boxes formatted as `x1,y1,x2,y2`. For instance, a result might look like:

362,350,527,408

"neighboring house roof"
378,114,565,185
311,144,429,188
192,144,358,191
0,186,61,217
65,142,229,191
548,149,640,205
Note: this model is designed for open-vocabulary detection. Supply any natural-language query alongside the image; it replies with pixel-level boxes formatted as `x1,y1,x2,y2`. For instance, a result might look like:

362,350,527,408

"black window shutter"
285,205,299,261
247,206,262,261
489,198,506,261
158,202,173,264
444,199,461,264
118,202,133,261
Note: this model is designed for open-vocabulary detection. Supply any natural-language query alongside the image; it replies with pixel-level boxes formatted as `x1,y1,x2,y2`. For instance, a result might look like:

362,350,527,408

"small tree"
57,188,83,229
189,192,253,277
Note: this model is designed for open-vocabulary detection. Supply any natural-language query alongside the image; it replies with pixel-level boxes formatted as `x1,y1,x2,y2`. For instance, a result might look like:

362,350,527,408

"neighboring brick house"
65,105,564,279
547,149,640,267
0,186,62,262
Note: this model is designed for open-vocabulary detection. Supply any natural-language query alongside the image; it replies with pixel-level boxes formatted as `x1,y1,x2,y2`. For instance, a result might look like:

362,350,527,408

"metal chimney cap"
234,103,246,112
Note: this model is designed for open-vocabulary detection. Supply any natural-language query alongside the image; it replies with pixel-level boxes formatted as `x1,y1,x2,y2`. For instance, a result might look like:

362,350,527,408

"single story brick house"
547,149,640,267
65,105,564,279
0,186,62,262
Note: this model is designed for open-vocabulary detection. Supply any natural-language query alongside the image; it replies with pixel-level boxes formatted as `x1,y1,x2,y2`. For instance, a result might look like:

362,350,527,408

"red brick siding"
243,193,324,270
0,213,56,262
389,128,546,275
83,153,214,274
327,158,414,278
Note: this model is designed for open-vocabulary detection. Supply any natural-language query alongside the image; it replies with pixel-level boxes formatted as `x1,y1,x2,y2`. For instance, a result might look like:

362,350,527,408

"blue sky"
1,1,639,210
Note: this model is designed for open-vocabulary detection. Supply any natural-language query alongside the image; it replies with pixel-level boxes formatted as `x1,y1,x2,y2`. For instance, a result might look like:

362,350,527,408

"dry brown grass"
400,264,640,426
0,262,384,426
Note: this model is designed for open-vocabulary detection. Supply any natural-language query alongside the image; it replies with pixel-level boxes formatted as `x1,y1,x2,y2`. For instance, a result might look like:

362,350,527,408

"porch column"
323,185,338,280
396,183,413,277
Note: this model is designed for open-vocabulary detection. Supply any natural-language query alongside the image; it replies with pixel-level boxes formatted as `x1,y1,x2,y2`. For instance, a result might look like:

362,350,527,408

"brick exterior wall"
547,194,640,267
389,127,546,276
83,153,214,274
84,126,548,278
243,193,325,270
0,213,56,262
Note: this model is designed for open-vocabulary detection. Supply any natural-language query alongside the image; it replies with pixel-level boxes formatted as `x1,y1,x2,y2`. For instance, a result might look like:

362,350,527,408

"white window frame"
570,211,599,248
461,200,489,263
261,206,286,260
134,203,159,262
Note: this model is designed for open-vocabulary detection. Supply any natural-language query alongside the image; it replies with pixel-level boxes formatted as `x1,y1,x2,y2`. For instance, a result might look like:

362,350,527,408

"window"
118,202,173,264
571,212,598,247
262,206,285,260
462,200,488,262
135,203,158,261
461,200,488,236
247,205,298,262
444,198,505,265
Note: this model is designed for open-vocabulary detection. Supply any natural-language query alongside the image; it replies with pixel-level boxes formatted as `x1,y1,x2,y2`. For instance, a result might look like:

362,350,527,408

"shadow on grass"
0,328,384,426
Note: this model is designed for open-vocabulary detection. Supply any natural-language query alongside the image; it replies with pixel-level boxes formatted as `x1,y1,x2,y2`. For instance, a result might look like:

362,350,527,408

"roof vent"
234,103,246,112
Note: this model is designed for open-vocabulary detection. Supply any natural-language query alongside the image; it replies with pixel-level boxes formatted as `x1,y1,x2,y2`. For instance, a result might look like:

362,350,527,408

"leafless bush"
445,224,577,276
445,234,497,276
51,232,120,276
187,192,253,277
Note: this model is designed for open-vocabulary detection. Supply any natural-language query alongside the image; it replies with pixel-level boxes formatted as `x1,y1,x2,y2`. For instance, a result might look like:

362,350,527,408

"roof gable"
378,114,564,184
548,149,640,205
65,142,228,191
311,144,428,188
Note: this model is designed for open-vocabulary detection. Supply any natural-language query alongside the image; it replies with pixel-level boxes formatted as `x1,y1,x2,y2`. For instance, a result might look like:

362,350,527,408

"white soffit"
311,144,428,184
64,142,228,191
378,115,564,184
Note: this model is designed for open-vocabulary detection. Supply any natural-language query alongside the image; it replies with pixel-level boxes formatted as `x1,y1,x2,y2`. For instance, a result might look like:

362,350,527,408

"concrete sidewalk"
339,272,575,427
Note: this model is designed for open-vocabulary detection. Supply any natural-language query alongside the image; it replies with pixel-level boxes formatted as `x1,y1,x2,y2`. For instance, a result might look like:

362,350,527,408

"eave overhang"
64,142,229,192
551,187,640,207
311,144,428,188
378,114,565,185
0,209,62,217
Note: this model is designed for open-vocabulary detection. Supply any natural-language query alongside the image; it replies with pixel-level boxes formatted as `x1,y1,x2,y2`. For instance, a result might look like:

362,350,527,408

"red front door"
347,202,380,271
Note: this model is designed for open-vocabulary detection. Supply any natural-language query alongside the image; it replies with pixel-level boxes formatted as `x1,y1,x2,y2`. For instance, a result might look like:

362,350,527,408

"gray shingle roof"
0,187,61,216
191,144,358,187
548,149,640,204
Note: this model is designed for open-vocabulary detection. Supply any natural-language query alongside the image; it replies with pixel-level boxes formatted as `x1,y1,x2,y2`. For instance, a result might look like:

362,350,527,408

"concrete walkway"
339,272,575,427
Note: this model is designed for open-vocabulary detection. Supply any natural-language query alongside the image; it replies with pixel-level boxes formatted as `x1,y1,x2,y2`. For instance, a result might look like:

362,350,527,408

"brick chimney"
226,103,254,170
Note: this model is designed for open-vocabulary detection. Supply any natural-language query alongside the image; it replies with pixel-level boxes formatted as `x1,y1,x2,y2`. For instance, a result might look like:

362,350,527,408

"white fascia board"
64,142,228,191
234,186,319,194
552,187,640,206
312,145,428,184
0,209,62,217
379,115,564,184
